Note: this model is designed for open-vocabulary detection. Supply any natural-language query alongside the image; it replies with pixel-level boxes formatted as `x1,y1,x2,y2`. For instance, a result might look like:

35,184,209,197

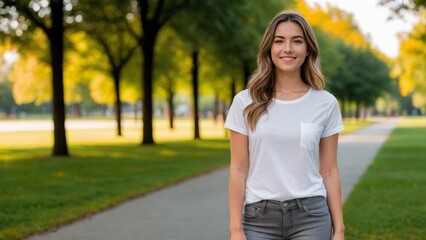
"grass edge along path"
343,117,426,240
0,119,371,240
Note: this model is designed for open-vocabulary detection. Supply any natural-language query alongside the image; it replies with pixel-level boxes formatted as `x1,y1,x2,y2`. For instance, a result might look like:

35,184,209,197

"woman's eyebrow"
274,35,304,39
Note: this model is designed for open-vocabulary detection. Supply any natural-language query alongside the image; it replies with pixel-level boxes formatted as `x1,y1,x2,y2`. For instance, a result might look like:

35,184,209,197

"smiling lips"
279,56,296,63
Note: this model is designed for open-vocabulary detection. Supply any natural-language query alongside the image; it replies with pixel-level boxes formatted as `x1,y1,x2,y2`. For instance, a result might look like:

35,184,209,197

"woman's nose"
282,42,292,52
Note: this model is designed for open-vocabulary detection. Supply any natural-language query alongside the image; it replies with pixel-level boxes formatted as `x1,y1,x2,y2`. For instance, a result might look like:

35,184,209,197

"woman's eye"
274,40,284,44
293,40,303,44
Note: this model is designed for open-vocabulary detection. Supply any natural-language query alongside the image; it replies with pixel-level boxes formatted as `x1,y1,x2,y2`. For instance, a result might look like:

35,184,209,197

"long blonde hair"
244,11,325,131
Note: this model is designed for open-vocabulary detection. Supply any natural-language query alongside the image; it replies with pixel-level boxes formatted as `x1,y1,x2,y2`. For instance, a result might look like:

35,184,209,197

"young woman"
225,11,345,240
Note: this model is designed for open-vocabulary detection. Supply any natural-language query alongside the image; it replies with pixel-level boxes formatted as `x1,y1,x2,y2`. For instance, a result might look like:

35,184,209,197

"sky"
305,0,419,58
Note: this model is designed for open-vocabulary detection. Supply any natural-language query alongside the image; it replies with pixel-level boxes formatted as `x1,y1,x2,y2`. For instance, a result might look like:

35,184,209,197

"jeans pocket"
303,197,329,216
243,202,261,218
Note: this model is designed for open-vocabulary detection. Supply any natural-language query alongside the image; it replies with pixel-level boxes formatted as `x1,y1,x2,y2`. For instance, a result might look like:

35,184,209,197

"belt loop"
296,198,303,212
261,200,267,214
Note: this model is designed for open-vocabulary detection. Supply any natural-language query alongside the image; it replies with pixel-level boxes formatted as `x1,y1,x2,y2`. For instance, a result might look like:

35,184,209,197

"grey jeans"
242,196,332,240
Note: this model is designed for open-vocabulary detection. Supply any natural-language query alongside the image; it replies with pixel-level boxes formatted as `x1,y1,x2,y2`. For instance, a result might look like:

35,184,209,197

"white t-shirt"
225,88,344,204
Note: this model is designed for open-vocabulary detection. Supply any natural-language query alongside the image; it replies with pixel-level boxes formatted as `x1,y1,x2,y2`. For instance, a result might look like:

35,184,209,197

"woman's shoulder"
310,88,338,102
233,89,252,102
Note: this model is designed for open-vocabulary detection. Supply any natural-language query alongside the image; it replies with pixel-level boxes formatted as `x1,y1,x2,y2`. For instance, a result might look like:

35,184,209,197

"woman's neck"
274,70,308,92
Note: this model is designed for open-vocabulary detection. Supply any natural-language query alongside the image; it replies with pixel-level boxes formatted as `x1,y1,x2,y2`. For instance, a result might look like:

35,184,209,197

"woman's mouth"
279,57,296,62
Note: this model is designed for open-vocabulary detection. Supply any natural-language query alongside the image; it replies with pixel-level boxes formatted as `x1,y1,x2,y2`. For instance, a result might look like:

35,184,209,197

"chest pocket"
300,122,324,150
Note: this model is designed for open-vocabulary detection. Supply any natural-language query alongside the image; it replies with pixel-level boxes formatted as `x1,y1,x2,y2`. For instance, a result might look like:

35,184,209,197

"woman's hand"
230,228,246,240
332,230,344,240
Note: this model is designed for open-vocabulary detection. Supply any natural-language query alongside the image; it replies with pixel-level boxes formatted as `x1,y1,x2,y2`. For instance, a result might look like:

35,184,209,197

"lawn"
343,117,426,240
0,118,371,239
340,119,372,135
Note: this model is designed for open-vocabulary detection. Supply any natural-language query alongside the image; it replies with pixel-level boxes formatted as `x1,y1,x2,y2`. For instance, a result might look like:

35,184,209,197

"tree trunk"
113,68,122,136
167,90,174,129
134,101,138,122
231,76,236,103
243,61,251,88
362,106,368,121
225,77,237,121
192,50,200,139
355,101,361,120
348,97,353,118
141,35,156,144
213,92,219,123
341,98,346,119
50,0,68,156
221,100,227,123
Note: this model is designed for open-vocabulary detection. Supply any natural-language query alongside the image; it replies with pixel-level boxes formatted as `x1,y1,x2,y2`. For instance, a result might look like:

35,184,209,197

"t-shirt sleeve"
224,92,249,136
322,96,344,138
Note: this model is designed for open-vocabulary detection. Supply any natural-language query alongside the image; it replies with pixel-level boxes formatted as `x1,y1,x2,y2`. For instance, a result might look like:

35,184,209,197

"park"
0,0,425,239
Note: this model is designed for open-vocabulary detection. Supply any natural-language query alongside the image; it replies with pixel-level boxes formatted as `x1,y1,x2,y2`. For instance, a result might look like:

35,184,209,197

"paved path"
338,119,397,202
28,119,398,240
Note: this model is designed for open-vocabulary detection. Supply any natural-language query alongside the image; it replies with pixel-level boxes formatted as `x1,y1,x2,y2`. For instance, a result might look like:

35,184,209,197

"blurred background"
0,0,425,150
0,1,425,239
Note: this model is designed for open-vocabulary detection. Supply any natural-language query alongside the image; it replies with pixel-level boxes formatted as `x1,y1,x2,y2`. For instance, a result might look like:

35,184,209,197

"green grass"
0,140,230,240
341,119,373,135
0,118,371,239
343,117,426,240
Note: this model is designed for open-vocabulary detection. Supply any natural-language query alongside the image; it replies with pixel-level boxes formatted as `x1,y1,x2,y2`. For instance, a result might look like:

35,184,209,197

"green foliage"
0,1,401,132
298,0,393,117
1,0,397,117
314,26,344,84
378,0,426,17
344,117,426,239
328,43,391,106
154,27,191,98
394,16,426,112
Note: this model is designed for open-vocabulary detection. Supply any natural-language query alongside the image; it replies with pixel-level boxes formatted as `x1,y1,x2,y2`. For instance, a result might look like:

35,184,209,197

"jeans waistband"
256,196,324,214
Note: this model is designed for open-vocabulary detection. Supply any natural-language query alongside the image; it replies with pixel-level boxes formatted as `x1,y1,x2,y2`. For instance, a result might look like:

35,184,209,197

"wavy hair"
244,11,325,131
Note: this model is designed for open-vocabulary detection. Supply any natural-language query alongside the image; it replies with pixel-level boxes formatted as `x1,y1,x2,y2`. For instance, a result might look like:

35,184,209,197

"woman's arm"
229,130,249,240
319,133,345,240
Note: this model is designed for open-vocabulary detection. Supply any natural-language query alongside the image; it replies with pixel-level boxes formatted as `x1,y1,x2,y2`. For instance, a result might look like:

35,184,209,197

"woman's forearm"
229,168,247,231
228,130,249,237
319,134,344,235
322,167,345,233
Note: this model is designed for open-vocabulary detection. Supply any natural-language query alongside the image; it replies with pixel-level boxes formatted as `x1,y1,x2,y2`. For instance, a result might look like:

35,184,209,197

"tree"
170,0,230,139
327,42,391,119
378,0,426,17
298,0,394,118
1,0,78,155
392,14,426,112
209,0,286,95
313,26,344,87
78,0,139,136
8,50,51,105
0,79,15,116
297,0,369,49
171,0,285,139
126,0,189,144
0,41,18,116
352,49,391,118
154,27,191,129
167,0,210,139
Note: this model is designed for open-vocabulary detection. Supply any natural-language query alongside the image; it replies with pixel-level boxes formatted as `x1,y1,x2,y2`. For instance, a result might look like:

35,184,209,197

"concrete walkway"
28,119,398,240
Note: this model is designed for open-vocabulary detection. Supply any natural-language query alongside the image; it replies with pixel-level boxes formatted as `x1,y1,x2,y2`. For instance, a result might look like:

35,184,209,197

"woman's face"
270,21,308,75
